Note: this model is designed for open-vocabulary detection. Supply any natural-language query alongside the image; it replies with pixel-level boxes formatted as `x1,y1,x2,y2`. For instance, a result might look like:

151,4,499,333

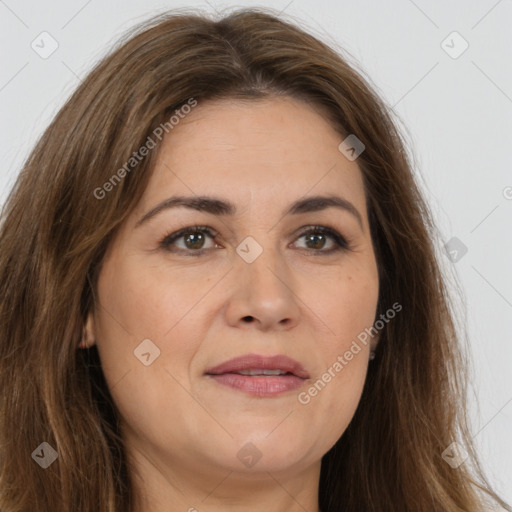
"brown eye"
293,226,350,254
302,231,329,250
159,224,350,256
160,226,218,254
181,231,208,250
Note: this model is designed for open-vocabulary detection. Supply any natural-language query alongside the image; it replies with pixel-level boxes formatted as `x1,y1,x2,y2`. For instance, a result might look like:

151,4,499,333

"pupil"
307,233,325,249
183,232,325,250
185,232,204,249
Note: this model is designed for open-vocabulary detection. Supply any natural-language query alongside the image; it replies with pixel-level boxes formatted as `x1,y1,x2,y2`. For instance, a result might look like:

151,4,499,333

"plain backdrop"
1,0,511,504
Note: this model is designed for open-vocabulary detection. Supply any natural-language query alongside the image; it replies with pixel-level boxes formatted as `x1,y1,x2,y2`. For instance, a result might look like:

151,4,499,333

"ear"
78,311,96,349
369,331,381,354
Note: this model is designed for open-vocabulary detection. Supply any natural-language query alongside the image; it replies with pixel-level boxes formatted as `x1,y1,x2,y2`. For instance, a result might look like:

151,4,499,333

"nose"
224,244,301,332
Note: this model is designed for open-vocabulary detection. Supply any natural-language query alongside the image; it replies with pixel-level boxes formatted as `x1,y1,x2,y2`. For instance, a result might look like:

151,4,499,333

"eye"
293,225,350,254
159,225,351,256
159,225,218,255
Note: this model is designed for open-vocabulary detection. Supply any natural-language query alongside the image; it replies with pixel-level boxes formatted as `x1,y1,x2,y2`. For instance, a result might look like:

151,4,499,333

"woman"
0,7,509,512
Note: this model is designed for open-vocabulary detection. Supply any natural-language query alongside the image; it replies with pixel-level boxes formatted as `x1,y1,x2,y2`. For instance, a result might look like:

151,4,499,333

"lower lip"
207,373,306,397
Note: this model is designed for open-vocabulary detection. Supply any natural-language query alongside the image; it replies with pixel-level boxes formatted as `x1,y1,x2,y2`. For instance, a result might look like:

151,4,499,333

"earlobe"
370,331,381,354
79,312,96,349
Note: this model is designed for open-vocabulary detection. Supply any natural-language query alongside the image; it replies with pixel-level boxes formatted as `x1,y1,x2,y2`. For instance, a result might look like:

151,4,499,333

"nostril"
242,316,254,322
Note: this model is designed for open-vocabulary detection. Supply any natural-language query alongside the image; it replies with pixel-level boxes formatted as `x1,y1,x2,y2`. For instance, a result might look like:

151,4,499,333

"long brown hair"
0,7,509,511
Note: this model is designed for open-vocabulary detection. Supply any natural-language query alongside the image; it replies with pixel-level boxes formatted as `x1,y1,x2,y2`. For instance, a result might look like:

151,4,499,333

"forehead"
136,96,367,219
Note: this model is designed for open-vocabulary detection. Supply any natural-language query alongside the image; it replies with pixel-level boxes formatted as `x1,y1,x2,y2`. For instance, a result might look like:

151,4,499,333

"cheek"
92,260,208,439
306,365,368,452
95,255,211,342
300,263,378,434
93,257,208,397
311,259,379,348
299,333,370,451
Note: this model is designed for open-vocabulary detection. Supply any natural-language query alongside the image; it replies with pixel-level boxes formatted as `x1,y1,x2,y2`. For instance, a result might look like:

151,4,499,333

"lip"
205,353,310,397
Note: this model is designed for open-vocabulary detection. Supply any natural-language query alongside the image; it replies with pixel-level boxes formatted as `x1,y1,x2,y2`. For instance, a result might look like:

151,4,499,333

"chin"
208,432,317,475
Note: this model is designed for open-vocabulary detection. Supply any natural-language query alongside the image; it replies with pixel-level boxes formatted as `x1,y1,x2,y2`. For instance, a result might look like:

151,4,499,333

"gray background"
1,0,511,503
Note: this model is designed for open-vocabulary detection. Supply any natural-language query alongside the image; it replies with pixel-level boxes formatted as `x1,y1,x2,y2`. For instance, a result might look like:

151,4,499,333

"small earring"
78,331,94,349
369,351,376,360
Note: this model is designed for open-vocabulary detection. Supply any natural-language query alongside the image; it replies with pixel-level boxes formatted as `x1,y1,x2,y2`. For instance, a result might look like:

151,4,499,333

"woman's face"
87,96,379,483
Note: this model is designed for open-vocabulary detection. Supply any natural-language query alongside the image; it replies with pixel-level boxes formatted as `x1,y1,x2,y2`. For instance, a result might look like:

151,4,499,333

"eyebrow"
134,194,364,230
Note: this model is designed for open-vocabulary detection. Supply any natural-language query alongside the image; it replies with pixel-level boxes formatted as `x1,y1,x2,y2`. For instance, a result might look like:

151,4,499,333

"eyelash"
158,225,351,256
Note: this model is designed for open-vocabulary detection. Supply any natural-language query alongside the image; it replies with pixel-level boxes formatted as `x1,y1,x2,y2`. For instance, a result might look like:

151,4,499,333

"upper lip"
205,353,310,379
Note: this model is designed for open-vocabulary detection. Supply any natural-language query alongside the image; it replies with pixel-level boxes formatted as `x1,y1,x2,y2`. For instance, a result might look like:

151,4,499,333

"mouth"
204,353,310,397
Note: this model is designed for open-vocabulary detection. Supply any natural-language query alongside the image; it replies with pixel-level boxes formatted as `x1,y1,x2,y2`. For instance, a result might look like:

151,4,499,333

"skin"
83,96,380,512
